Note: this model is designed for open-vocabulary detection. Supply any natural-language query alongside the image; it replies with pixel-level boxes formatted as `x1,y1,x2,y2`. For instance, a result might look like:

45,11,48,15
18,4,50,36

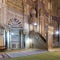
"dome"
31,8,36,15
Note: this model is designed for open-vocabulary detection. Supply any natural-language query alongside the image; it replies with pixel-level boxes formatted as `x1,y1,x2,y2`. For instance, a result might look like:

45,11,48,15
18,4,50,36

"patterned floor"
0,49,47,60
7,49,47,58
0,54,10,60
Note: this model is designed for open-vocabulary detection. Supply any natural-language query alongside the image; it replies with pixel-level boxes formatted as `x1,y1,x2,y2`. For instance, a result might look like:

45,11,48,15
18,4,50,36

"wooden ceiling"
5,0,25,13
6,0,37,8
5,0,60,18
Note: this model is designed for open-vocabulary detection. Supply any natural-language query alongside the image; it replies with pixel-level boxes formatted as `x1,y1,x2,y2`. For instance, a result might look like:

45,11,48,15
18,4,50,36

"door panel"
10,29,21,49
0,35,3,46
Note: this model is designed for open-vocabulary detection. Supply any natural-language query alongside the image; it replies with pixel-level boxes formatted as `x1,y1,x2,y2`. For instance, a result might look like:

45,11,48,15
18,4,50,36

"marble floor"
7,49,47,58
0,49,47,60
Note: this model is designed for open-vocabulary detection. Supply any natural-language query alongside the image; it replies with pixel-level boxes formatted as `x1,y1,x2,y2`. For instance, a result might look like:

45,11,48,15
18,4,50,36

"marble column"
48,26,54,51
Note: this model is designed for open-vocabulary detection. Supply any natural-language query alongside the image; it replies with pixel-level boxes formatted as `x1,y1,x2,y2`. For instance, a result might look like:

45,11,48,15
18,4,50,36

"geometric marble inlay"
8,18,23,28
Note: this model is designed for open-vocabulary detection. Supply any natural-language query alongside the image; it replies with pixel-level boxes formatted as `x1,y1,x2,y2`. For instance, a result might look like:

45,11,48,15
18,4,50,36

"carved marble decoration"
7,10,23,28
8,18,22,28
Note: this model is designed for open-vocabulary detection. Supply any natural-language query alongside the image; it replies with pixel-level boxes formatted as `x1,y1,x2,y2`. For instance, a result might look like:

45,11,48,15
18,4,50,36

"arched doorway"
7,17,25,50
